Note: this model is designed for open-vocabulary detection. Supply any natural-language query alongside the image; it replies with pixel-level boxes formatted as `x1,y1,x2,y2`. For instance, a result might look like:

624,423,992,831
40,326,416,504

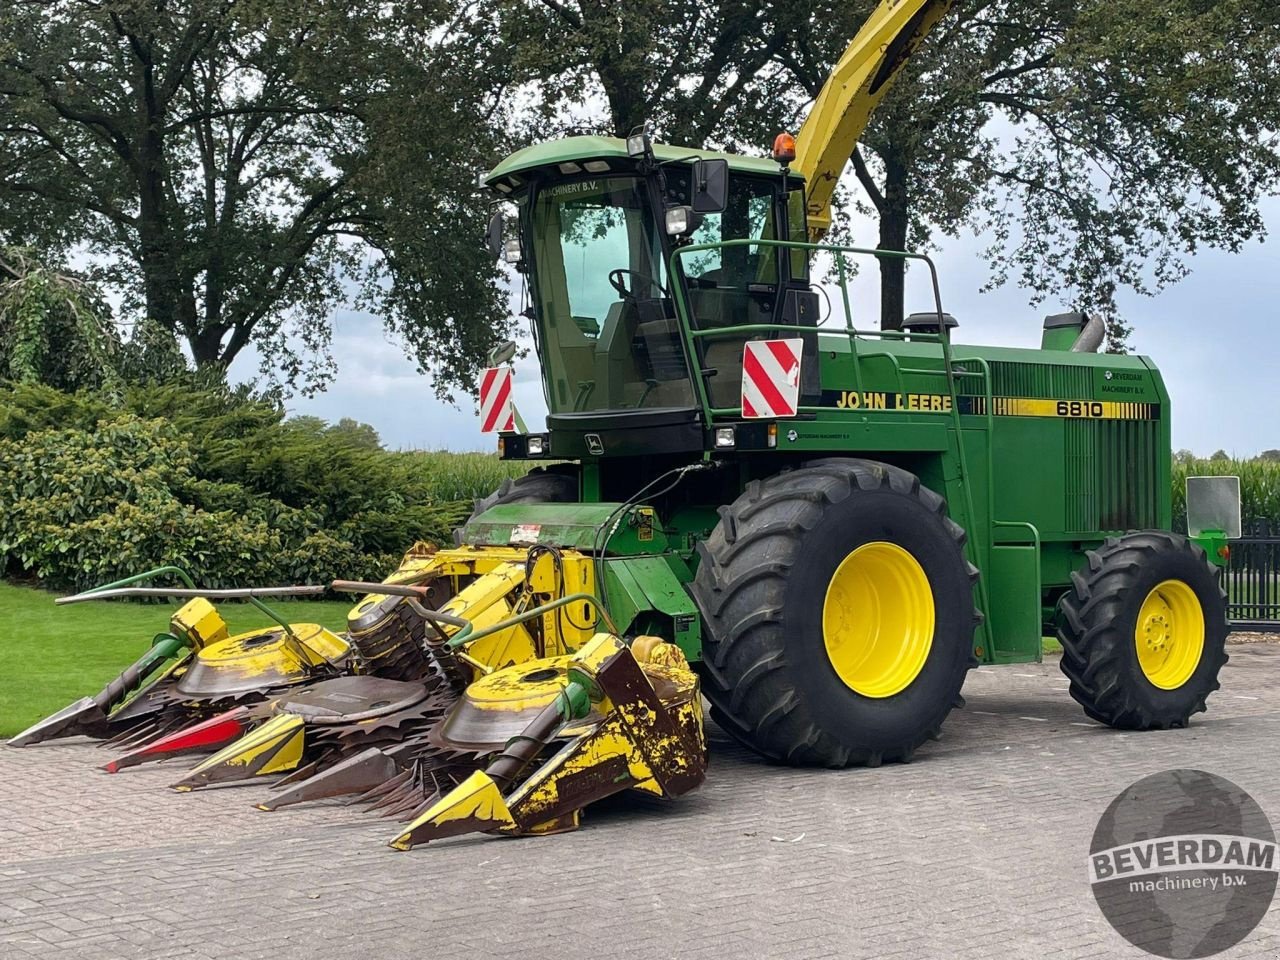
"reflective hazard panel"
478,366,515,433
741,339,803,419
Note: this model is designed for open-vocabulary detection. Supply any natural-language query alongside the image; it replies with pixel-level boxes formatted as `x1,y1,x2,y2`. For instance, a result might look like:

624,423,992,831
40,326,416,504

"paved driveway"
2,646,1278,960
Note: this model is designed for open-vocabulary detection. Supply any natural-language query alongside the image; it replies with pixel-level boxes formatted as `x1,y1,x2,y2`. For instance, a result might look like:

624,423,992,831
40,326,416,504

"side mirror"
690,158,729,214
488,340,518,366
485,211,504,260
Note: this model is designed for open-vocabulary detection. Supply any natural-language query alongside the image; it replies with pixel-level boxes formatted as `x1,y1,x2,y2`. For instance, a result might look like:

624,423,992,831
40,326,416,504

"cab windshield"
530,177,694,414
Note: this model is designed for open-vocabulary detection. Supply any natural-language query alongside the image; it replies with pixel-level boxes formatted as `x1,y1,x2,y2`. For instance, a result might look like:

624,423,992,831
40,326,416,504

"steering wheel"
608,268,668,301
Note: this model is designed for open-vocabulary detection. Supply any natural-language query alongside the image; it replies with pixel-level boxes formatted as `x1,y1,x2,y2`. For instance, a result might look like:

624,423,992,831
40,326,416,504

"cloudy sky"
249,194,1280,459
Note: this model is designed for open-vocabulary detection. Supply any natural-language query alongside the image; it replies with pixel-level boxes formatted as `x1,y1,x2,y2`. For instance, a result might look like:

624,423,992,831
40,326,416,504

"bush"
0,382,519,591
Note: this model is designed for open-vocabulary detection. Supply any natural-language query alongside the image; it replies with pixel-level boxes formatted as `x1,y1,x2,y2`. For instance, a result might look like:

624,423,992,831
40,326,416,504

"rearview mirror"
690,158,728,214
485,211,504,260
488,339,518,366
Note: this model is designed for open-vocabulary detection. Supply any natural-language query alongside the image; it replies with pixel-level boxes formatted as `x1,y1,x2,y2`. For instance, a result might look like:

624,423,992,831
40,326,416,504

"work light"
665,205,701,237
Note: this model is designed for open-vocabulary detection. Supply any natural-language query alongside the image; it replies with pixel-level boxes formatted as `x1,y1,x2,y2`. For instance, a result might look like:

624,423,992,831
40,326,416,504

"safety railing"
667,237,996,654
668,238,981,422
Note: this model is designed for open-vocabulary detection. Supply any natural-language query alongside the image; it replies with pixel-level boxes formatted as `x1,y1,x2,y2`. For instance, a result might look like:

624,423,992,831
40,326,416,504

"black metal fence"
1226,518,1280,632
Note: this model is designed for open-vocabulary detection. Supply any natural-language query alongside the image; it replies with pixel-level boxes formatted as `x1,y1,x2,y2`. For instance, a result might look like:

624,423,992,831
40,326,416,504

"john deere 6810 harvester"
13,0,1239,848
454,0,1236,774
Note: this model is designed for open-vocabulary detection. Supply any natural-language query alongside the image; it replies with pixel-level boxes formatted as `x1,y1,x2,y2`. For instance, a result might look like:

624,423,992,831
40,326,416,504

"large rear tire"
453,465,579,545
689,458,981,768
1056,531,1228,730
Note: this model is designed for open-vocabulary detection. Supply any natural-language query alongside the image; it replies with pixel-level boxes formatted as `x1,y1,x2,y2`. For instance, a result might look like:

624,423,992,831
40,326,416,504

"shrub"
0,382,508,591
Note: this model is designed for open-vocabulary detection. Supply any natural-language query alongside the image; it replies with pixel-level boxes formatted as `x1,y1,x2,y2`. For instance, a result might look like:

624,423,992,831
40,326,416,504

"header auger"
12,0,1241,849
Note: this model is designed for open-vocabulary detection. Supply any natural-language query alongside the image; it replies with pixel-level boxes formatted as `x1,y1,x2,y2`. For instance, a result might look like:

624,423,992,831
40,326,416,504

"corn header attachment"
12,530,708,848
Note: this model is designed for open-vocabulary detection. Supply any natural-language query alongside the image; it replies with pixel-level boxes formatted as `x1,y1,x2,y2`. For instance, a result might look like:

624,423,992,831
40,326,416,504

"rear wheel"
453,465,579,545
1056,531,1228,729
689,458,981,767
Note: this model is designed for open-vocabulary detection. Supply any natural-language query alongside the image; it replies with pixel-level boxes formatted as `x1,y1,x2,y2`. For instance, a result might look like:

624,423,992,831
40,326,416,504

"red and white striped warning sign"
741,339,803,419
478,366,515,433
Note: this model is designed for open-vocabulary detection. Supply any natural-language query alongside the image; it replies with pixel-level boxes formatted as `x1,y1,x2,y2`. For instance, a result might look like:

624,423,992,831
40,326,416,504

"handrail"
668,238,953,426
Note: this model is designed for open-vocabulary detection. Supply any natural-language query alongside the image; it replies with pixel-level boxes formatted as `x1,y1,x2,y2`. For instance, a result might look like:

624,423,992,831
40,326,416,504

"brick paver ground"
2,646,1278,960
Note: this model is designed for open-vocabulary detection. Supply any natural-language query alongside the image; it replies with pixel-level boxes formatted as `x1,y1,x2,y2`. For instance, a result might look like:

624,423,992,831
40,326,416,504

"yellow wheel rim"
1134,579,1204,689
822,541,934,698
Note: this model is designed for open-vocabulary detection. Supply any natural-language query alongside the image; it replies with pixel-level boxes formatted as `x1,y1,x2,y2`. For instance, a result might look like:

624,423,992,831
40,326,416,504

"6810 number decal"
1056,401,1106,418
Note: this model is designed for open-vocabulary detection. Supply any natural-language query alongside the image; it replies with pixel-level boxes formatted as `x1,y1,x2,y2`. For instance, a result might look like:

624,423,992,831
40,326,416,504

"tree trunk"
131,40,204,365
601,69,647,139
877,148,910,331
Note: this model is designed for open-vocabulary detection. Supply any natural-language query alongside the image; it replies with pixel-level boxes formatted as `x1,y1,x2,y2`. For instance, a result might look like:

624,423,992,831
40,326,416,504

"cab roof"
484,135,787,191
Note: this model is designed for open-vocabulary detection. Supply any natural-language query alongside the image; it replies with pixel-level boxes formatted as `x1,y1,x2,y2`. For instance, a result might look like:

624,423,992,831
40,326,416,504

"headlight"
714,427,736,448
626,131,651,158
527,435,545,456
502,238,522,264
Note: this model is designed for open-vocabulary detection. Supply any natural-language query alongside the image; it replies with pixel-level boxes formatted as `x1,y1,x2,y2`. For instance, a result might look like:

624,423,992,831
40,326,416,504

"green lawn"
0,581,354,737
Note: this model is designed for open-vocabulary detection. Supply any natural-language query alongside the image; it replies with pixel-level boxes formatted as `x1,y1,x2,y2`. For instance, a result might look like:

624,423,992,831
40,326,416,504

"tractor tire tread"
1055,531,1228,730
691,458,981,768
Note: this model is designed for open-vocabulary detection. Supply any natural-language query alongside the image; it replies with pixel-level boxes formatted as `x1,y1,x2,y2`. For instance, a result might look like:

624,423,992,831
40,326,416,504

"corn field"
408,453,1279,526
404,454,1280,530
403,451,532,503
1172,459,1280,530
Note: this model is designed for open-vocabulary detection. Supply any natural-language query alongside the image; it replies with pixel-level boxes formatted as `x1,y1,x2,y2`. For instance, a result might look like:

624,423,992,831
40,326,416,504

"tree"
506,0,1280,348
0,247,122,390
499,0,805,145
777,0,1280,343
0,0,513,397
1210,449,1230,462
1256,449,1280,463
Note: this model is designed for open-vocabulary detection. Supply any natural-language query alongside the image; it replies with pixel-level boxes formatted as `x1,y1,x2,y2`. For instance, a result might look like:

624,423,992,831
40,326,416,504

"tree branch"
532,0,582,30
982,51,1055,87
851,146,886,214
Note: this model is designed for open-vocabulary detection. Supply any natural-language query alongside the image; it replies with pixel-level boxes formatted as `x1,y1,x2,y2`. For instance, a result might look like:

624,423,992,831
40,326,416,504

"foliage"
827,0,1280,345
4,0,1274,393
0,247,122,391
0,0,514,399
1171,457,1280,531
500,0,802,144
0,382,524,591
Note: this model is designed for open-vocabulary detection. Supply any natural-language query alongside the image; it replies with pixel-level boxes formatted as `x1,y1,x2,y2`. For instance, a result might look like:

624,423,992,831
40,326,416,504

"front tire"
1056,531,1228,729
689,458,981,768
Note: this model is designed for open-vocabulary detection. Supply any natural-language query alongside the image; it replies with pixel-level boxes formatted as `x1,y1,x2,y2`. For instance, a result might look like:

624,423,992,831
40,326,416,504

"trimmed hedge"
0,382,524,591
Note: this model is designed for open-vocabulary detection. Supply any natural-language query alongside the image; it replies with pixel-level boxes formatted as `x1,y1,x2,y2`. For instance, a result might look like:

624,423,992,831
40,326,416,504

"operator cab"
484,134,813,458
